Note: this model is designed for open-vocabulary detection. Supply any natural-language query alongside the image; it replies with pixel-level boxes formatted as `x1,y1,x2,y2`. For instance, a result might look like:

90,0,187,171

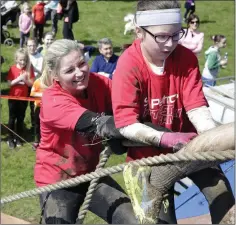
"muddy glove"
160,132,197,149
96,115,124,139
96,116,128,155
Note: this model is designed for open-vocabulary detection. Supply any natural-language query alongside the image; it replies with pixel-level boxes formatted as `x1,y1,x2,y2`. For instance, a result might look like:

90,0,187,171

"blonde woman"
34,39,137,224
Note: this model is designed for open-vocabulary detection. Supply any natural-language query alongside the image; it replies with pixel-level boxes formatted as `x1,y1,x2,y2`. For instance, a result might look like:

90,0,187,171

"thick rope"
76,146,113,223
1,150,234,205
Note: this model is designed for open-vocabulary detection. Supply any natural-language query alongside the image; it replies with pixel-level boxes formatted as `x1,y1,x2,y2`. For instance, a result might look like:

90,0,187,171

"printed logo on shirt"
144,94,183,126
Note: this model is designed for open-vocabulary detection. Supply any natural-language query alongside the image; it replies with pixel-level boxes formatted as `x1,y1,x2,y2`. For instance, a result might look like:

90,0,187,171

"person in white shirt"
26,38,44,139
27,38,44,78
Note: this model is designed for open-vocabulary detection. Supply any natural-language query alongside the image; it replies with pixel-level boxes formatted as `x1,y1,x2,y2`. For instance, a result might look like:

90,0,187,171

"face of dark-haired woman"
189,18,199,31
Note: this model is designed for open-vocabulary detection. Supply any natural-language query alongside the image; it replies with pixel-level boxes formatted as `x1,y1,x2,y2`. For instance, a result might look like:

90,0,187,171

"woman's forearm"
119,123,164,147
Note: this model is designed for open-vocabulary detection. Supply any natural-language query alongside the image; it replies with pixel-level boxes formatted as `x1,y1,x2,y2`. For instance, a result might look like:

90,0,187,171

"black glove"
96,116,124,139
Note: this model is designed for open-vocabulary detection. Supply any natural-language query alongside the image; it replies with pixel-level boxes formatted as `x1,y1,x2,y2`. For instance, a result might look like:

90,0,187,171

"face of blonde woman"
56,50,90,96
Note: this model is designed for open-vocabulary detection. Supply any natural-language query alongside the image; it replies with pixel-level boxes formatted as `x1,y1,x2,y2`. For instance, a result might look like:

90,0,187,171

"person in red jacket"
32,1,46,44
34,39,137,224
6,48,34,149
111,0,234,223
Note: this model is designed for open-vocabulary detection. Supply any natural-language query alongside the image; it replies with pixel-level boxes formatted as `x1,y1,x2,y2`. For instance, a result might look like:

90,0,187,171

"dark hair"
187,14,200,26
211,35,226,43
135,0,181,22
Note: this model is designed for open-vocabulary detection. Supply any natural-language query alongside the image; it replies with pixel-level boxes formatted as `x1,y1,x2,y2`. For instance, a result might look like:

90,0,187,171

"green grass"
1,1,234,223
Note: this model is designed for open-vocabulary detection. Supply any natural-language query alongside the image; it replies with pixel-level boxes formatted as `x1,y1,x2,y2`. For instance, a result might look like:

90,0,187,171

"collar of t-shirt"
148,61,165,75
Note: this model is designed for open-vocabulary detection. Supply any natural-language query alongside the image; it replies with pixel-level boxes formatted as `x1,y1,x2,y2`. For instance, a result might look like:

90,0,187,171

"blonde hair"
15,48,31,80
21,2,30,13
41,39,84,87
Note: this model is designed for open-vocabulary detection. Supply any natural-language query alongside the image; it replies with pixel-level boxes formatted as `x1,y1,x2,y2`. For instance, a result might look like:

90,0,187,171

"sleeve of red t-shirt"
41,90,87,131
112,56,141,128
182,53,208,112
6,66,14,81
105,76,112,114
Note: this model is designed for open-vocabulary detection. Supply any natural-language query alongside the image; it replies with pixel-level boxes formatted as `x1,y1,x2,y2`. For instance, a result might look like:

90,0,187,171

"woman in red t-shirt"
34,39,137,224
6,48,34,149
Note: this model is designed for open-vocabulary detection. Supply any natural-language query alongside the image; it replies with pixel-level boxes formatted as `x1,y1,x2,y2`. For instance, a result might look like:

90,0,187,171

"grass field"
1,1,235,223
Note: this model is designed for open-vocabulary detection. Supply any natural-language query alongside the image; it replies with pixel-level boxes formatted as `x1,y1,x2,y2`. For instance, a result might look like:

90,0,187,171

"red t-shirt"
32,3,46,24
112,39,208,161
7,65,35,97
34,73,112,187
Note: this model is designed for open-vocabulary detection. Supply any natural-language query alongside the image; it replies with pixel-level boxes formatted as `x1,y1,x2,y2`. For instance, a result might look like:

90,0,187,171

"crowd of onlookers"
3,0,228,150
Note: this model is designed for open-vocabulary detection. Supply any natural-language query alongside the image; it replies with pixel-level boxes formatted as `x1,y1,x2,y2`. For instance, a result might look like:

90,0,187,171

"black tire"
4,38,14,47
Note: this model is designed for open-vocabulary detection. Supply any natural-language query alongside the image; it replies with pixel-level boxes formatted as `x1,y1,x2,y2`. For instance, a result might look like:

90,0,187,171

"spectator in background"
183,0,195,22
90,38,119,79
32,0,46,44
61,0,79,40
19,3,33,48
27,38,44,79
27,38,44,134
6,48,34,149
30,70,48,150
37,31,55,56
179,14,204,56
44,0,59,35
202,35,227,86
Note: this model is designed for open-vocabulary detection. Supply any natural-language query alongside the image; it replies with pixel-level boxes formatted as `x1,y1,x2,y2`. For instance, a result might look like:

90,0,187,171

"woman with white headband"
110,0,234,223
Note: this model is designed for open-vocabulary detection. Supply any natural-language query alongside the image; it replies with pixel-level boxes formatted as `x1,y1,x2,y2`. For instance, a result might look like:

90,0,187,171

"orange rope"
1,95,41,102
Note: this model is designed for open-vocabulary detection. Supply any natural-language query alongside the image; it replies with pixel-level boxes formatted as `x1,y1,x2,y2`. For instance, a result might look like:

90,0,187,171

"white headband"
135,8,182,26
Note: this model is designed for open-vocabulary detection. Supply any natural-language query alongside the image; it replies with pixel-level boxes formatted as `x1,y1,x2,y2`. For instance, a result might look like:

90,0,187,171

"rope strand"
1,149,234,205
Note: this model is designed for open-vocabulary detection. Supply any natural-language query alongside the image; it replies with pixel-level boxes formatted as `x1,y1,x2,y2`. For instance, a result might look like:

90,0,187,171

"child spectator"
27,38,44,135
30,70,49,150
202,35,227,86
27,38,44,79
19,3,33,48
6,48,34,149
37,31,55,56
32,0,46,44
179,14,204,56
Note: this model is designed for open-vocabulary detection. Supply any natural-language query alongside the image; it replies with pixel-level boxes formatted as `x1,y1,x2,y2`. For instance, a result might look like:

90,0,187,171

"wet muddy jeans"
156,166,235,224
39,176,138,224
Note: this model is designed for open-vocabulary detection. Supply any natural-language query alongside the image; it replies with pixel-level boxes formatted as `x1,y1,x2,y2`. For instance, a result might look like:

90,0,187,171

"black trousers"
8,100,28,140
34,106,40,143
39,176,138,224
63,22,74,40
160,166,234,224
33,24,44,44
184,4,195,19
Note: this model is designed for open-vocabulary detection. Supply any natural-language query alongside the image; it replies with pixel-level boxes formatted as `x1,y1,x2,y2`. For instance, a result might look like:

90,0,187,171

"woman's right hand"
159,132,197,149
